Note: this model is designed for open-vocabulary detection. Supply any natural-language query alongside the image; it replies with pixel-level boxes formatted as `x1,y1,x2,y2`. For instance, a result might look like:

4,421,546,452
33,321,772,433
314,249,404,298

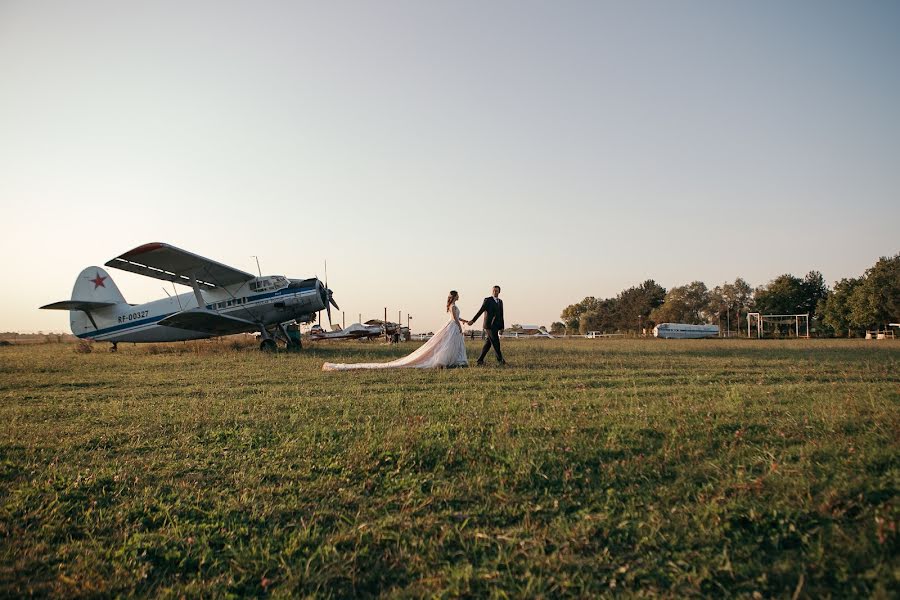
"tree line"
555,253,899,337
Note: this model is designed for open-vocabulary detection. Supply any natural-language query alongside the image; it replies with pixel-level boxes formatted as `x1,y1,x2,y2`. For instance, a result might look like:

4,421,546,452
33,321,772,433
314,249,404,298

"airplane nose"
316,280,339,326
318,279,328,308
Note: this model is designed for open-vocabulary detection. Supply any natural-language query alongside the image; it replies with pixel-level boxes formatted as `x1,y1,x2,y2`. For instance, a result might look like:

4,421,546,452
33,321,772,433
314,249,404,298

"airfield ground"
1,339,897,597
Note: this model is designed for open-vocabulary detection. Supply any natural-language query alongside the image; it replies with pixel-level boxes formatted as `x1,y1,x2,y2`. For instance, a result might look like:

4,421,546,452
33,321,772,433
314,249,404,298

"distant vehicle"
40,242,339,352
653,323,719,339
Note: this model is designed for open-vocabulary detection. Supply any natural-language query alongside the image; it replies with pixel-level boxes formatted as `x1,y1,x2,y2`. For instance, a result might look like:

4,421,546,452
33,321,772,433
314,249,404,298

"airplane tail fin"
70,267,127,304
40,267,127,336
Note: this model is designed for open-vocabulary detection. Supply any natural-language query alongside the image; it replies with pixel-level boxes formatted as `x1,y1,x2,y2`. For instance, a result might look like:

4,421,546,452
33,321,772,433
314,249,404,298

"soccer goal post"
747,313,810,338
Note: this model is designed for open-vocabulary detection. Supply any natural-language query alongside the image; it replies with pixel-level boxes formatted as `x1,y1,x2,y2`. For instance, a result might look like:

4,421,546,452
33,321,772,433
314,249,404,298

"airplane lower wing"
158,309,258,336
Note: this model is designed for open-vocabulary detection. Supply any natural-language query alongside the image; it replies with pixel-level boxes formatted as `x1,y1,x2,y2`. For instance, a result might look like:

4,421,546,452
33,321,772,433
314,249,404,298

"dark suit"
470,296,505,363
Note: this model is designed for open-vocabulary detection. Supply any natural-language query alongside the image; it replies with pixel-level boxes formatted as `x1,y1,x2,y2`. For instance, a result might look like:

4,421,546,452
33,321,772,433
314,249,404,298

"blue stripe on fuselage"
76,312,173,339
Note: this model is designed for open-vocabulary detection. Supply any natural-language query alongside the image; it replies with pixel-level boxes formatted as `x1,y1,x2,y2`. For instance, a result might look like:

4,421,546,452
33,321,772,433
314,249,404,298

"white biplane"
501,325,553,339
308,322,384,341
40,242,339,351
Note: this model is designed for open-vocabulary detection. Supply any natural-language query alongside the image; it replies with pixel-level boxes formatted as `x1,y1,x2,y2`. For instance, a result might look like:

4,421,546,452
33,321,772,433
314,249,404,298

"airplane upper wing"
158,309,258,335
105,243,255,290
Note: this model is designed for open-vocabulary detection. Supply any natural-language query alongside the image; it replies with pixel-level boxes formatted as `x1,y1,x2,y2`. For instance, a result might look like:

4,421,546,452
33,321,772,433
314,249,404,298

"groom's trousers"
478,328,504,363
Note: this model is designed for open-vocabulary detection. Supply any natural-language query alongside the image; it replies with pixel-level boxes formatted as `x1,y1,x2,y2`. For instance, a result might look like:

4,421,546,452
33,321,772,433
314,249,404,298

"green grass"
1,339,897,598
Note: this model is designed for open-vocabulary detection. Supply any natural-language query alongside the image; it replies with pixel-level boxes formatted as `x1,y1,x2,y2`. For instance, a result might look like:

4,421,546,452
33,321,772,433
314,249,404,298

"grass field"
1,339,897,598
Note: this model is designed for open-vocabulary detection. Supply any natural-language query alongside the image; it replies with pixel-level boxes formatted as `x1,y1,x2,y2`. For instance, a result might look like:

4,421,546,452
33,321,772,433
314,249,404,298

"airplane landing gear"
258,323,278,352
109,342,118,353
259,323,303,352
279,323,302,351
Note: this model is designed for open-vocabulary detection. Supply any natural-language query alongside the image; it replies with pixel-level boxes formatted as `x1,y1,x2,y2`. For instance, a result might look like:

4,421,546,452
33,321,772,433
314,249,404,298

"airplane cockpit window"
249,276,288,293
250,279,269,292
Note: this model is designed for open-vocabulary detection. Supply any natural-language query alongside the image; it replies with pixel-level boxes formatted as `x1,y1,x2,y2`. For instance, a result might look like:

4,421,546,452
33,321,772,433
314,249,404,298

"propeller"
320,260,340,328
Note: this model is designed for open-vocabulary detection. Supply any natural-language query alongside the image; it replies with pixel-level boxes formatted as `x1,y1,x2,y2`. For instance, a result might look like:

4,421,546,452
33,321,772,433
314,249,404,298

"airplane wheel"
259,339,277,352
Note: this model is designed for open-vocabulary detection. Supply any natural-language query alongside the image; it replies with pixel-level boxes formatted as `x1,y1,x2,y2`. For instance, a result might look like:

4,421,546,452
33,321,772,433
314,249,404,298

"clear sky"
1,1,898,334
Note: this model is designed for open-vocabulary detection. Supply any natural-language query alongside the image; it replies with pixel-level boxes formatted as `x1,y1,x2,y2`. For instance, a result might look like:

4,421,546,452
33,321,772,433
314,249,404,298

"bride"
322,291,469,371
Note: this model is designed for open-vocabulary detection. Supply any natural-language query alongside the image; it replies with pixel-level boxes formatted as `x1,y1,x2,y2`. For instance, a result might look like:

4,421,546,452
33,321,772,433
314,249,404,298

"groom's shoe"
498,360,507,367
475,360,485,367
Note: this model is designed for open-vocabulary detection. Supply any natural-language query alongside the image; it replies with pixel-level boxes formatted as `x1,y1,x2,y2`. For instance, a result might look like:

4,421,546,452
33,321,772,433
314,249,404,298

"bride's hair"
446,290,458,312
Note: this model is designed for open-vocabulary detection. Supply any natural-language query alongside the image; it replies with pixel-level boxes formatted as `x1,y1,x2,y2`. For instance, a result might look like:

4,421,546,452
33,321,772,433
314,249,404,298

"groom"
466,285,506,366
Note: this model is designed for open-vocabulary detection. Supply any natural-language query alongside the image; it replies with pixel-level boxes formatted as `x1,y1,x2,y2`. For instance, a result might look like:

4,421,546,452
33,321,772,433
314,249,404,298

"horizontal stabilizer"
40,300,117,311
158,309,257,336
106,242,255,290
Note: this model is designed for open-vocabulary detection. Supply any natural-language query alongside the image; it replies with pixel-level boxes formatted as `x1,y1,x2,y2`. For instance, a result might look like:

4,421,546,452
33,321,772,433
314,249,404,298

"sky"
1,1,898,334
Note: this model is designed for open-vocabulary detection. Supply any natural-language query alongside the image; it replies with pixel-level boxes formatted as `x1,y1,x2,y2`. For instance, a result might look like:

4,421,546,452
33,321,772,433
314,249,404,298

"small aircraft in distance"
308,322,384,341
501,325,554,339
308,320,409,342
41,242,339,351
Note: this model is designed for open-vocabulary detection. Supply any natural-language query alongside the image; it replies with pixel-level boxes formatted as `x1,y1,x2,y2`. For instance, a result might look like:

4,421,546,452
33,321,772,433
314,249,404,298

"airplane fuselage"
72,276,322,343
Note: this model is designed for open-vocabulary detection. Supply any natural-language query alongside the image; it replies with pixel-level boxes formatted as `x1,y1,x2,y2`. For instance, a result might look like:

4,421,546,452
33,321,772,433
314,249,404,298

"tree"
560,296,602,332
801,271,829,321
753,274,805,315
549,322,566,335
755,271,829,317
708,278,753,334
649,281,710,325
821,277,862,336
616,280,666,330
753,271,830,336
849,253,900,329
580,298,620,334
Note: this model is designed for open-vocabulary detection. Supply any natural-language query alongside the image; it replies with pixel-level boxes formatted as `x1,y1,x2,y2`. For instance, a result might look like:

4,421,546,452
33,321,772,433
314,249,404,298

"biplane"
40,242,338,351
309,321,409,342
308,322,384,341
501,325,553,339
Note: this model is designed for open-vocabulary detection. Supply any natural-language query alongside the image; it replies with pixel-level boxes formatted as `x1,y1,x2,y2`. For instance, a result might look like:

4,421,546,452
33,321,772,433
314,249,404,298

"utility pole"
342,312,345,329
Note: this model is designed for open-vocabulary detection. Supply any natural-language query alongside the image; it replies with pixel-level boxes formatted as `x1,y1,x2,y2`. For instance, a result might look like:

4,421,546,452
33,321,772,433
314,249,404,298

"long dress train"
322,306,468,370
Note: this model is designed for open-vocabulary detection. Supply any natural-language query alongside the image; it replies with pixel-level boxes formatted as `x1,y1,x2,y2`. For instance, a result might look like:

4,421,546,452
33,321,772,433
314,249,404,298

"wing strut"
83,310,99,330
189,275,205,309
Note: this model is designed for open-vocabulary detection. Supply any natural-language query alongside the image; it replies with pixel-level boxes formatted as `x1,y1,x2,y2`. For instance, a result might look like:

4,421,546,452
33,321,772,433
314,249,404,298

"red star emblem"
90,272,107,289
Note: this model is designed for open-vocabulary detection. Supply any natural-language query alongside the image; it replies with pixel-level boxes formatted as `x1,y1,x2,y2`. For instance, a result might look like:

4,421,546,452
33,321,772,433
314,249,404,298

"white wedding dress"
322,306,469,370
